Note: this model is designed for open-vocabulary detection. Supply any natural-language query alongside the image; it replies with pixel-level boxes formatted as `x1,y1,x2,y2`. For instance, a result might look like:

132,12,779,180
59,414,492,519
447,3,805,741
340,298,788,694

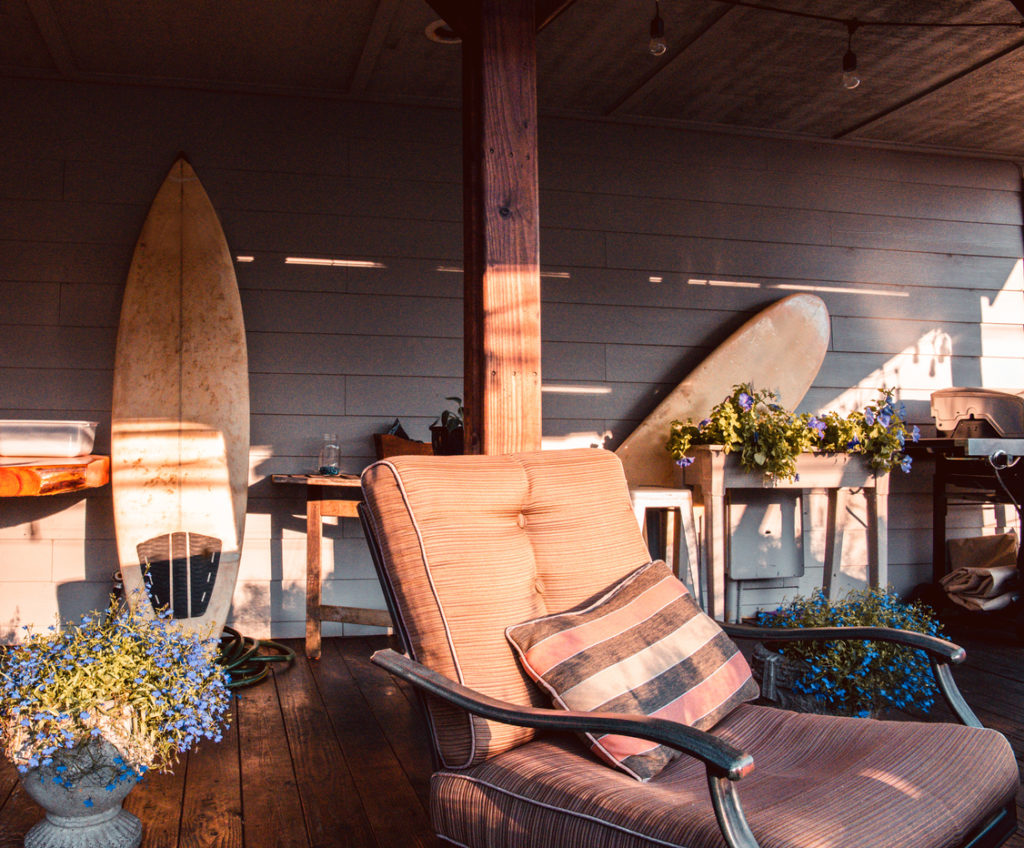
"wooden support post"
461,0,542,455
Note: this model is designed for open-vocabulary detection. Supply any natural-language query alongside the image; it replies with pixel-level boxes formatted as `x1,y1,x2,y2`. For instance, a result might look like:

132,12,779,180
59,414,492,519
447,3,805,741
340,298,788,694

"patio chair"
358,449,1018,848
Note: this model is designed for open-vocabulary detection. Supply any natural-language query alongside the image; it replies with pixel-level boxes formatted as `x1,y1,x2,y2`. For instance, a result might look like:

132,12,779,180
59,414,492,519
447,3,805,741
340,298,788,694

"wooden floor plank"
334,636,435,811
0,780,46,848
312,638,438,848
275,651,377,848
237,663,310,848
178,699,243,848
124,762,187,848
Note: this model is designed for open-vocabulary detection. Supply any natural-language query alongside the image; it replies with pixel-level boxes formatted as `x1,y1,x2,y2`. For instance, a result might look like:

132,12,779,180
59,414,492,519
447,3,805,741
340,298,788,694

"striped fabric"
506,560,758,781
431,705,1019,848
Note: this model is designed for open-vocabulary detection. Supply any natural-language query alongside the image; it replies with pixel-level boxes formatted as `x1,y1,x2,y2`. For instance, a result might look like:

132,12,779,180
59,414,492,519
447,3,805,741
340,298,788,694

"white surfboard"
616,293,830,487
111,157,249,637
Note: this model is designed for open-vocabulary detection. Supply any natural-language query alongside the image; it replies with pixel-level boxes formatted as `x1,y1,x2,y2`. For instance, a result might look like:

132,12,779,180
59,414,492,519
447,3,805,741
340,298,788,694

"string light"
649,1,667,56
842,20,860,90
692,1,1024,89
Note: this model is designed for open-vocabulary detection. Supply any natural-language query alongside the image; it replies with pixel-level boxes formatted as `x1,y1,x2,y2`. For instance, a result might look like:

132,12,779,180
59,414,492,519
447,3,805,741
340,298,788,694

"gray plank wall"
1,77,1020,639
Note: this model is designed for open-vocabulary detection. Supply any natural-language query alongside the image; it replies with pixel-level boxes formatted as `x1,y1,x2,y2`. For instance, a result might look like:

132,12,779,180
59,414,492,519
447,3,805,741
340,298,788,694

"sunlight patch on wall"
541,430,613,450
818,328,954,416
979,259,1024,387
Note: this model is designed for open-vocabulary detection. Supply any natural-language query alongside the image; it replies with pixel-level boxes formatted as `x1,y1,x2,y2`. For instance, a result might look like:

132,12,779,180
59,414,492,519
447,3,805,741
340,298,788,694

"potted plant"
751,587,946,717
666,383,920,482
430,396,465,455
0,599,231,847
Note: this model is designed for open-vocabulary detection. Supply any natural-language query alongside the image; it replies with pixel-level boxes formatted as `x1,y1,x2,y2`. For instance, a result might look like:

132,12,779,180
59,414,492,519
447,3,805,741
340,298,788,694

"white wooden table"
681,446,889,621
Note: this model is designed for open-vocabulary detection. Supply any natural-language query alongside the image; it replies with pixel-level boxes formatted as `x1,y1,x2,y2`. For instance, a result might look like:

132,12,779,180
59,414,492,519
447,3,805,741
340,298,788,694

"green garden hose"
218,626,295,689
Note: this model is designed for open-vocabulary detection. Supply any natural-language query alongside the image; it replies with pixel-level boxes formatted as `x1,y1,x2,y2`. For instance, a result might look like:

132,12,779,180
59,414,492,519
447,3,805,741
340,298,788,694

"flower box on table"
679,445,889,622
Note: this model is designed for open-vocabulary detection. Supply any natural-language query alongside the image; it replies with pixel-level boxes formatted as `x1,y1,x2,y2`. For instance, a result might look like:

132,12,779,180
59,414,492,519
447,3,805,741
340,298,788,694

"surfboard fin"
137,532,221,619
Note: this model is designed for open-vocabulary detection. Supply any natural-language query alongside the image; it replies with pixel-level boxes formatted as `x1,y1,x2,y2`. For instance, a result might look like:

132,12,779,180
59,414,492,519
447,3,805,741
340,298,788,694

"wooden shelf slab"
0,455,110,497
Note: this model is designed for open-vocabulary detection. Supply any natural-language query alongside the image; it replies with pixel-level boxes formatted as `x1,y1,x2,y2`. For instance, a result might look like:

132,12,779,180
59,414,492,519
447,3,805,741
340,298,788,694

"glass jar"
318,433,340,475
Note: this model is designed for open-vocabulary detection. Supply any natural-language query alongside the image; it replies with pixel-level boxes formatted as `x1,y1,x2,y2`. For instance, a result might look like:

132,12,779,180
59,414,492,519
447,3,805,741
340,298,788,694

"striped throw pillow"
506,560,758,781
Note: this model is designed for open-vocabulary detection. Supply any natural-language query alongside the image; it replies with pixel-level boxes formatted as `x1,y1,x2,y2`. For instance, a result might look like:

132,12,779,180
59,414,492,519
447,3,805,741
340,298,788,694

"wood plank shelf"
0,455,110,497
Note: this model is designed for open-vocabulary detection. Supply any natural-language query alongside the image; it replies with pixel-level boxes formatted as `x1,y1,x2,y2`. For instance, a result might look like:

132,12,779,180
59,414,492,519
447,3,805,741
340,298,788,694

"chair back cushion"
359,449,652,768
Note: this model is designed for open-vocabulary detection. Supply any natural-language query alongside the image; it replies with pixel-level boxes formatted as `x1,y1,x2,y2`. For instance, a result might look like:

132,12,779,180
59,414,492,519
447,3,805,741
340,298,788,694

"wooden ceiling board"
613,0,1024,138
0,0,59,72
846,43,1024,157
2,0,1024,159
536,1,730,114
48,0,378,90
362,0,461,101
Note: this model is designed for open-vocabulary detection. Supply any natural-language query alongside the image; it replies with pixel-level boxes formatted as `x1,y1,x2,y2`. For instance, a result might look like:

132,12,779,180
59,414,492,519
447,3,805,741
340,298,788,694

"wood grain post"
461,0,542,455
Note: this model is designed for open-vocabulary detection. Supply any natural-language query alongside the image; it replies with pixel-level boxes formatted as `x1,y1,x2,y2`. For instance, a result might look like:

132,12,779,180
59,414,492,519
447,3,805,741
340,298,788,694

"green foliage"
756,588,945,717
0,599,231,787
666,383,919,481
437,396,465,432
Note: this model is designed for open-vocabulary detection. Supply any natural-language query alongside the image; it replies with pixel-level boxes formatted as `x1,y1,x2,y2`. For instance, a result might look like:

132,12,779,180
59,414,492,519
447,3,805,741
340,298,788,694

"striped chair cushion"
506,560,758,781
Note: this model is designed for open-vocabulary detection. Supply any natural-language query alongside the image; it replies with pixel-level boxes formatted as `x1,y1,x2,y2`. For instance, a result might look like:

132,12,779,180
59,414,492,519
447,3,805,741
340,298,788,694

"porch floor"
0,632,1021,847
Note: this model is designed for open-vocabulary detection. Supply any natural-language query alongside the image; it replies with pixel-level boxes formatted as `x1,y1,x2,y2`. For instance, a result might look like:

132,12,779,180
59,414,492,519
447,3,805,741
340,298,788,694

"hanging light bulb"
649,1,667,56
842,20,860,90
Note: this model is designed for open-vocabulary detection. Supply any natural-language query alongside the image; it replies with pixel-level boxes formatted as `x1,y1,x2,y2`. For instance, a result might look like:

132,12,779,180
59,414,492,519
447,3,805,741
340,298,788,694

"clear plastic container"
0,420,98,457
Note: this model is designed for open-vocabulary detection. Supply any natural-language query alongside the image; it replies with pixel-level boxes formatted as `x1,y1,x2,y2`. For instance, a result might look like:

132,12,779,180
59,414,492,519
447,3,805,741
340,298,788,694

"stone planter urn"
750,643,883,718
19,739,142,848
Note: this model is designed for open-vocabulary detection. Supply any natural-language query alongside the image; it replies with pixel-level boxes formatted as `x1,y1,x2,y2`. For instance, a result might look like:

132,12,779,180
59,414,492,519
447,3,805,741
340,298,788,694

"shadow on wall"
0,610,20,644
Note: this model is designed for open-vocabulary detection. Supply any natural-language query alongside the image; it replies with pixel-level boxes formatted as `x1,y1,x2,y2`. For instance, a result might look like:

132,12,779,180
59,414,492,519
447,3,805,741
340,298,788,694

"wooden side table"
629,486,701,606
681,446,889,621
272,474,391,658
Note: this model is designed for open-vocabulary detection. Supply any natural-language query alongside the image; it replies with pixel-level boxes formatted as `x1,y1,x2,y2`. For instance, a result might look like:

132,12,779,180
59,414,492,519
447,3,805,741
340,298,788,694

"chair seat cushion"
506,560,758,781
430,704,1019,848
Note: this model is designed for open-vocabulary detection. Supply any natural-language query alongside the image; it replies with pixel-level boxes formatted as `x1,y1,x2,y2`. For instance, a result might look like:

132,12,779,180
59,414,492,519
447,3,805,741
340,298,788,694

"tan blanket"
940,565,1019,611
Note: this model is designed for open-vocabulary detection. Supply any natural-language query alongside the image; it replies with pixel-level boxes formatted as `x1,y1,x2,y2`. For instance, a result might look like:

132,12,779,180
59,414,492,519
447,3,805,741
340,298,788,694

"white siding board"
0,367,112,410
542,152,1021,225
248,332,461,377
832,315,1024,358
250,373,347,416
0,241,130,285
0,199,144,244
606,232,1020,289
0,281,60,324
0,326,117,369
543,120,1019,192
240,290,461,337
0,158,64,201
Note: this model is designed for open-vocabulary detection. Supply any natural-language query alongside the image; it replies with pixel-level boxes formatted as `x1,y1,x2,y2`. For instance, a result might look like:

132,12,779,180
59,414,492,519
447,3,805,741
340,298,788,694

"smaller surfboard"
616,293,830,487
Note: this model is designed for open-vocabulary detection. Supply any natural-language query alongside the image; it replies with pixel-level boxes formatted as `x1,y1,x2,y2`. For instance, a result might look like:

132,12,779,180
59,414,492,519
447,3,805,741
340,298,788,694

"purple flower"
900,455,913,473
807,417,826,439
738,392,753,411
911,425,920,442
864,408,876,426
877,410,891,428
675,456,694,467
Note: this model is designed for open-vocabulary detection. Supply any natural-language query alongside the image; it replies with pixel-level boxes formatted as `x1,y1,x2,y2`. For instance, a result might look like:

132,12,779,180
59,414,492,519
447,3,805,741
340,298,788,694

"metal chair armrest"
371,648,752,779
